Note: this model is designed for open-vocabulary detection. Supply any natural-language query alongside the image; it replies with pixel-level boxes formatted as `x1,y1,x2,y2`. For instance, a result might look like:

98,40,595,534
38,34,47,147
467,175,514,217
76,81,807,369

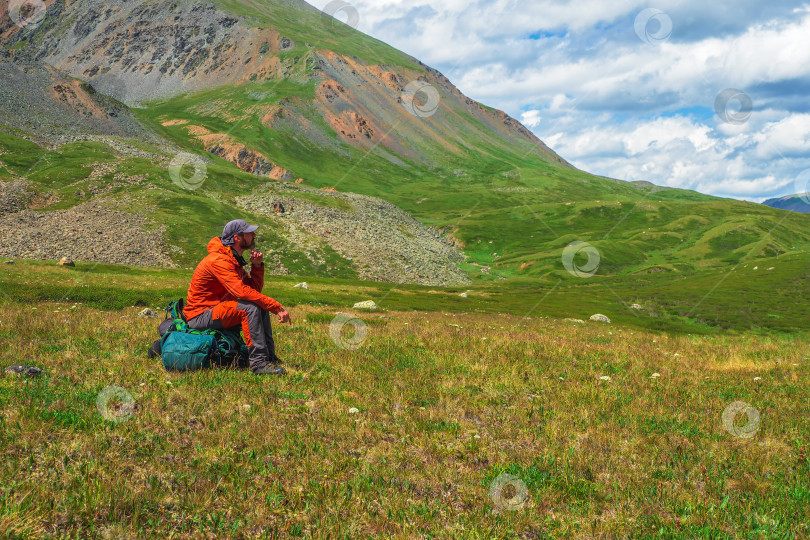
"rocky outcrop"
0,179,34,215
268,166,292,182
0,60,165,145
0,198,176,267
207,143,275,176
2,0,283,105
238,183,471,287
184,130,293,180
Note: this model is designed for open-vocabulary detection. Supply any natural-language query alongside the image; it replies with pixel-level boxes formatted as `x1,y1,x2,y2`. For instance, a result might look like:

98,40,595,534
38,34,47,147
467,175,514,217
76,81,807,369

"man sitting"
183,219,292,375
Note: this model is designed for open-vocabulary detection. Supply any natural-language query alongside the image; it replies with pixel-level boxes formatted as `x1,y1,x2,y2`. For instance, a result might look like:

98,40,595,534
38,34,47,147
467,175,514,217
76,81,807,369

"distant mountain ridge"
762,194,810,213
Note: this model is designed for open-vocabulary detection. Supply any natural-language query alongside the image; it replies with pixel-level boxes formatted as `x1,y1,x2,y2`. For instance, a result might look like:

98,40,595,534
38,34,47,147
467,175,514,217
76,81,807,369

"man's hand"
277,310,292,325
250,249,263,266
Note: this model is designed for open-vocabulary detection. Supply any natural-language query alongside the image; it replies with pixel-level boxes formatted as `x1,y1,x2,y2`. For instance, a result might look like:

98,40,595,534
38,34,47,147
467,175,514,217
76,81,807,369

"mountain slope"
762,194,810,214
0,58,162,145
1,0,561,166
3,0,810,284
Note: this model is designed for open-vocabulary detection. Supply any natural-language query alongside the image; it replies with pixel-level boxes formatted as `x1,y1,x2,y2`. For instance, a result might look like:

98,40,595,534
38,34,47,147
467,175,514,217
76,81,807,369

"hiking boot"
147,339,162,359
253,364,286,376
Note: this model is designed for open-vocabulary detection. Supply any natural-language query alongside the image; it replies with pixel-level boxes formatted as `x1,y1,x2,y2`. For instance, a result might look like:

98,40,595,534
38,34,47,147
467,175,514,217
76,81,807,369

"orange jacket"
184,237,284,321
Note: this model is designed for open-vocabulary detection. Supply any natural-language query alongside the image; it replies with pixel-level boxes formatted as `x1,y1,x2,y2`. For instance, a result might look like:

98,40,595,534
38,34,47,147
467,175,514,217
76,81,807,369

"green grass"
10,122,809,286
1,126,808,337
101,101,810,280
210,0,420,68
3,250,810,336
0,286,807,538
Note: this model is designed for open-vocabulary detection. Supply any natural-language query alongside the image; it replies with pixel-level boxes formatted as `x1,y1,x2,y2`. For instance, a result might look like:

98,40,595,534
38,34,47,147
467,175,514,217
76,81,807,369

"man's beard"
239,236,255,250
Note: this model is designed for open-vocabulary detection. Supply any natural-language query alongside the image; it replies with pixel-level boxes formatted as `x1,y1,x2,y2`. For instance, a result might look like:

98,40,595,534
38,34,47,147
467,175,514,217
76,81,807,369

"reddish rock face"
206,142,276,176
269,166,292,182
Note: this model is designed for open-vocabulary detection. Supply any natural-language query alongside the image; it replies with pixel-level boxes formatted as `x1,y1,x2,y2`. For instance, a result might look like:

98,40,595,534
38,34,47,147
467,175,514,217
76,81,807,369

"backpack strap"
167,298,188,322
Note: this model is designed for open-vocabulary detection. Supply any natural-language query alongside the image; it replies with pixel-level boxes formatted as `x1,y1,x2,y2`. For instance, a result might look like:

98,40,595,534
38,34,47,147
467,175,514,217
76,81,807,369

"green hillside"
2,0,810,333
121,0,810,280
211,0,419,66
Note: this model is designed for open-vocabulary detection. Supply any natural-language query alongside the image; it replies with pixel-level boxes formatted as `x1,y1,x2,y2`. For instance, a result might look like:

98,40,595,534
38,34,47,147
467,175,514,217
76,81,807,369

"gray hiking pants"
186,300,277,372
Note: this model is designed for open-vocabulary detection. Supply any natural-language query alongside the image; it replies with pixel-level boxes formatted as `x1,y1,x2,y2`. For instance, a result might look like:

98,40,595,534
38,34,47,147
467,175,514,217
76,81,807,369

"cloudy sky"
309,0,810,202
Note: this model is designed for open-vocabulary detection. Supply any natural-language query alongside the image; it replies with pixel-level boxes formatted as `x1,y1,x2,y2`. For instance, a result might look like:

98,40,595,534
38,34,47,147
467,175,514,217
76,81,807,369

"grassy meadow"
2,1,809,537
1,262,809,539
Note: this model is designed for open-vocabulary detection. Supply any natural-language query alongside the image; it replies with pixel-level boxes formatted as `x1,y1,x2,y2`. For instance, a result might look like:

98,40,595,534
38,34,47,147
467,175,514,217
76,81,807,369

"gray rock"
459,292,468,298
5,365,43,377
630,304,643,310
279,37,294,51
353,300,377,310
590,314,611,323
138,308,159,318
3,260,14,265
293,282,309,289
563,318,585,324
58,257,75,267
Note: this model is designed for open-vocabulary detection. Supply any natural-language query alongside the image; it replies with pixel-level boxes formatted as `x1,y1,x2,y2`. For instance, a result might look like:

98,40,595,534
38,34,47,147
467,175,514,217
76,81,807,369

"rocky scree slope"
0,198,174,267
0,55,169,148
238,183,471,286
0,143,471,283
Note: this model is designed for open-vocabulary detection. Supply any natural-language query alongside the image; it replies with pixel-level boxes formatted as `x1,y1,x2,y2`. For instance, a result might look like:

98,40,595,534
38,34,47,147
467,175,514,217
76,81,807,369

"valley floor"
0,290,808,538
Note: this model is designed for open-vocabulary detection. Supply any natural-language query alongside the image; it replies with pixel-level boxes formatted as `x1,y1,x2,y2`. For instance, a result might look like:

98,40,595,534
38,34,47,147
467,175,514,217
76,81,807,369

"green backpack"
158,299,250,371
